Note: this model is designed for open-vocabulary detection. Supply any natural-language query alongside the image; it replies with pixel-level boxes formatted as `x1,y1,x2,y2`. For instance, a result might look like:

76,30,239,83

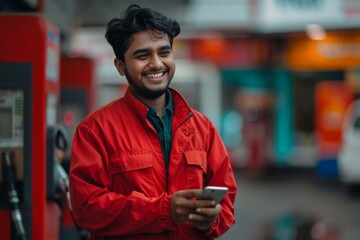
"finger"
173,195,214,209
177,189,203,198
188,213,212,222
177,198,215,210
171,190,200,207
173,206,192,216
193,199,217,208
194,204,222,216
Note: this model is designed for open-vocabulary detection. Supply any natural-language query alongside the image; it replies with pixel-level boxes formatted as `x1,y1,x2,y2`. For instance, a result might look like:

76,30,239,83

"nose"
149,54,163,69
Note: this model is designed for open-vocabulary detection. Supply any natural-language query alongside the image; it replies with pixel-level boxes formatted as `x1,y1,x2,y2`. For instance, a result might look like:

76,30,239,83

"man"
69,4,237,239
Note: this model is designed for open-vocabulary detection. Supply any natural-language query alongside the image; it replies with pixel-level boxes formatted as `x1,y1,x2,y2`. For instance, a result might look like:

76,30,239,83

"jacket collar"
123,87,193,124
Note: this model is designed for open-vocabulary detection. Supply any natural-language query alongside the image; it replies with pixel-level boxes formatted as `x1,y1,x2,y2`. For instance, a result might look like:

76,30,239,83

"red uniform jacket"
69,88,237,239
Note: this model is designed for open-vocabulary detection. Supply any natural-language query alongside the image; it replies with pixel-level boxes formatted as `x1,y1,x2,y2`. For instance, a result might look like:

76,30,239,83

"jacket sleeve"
201,122,237,238
69,123,176,236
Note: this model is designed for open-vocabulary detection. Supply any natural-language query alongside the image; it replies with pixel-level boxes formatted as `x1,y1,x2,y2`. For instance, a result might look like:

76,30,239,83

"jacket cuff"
159,194,176,231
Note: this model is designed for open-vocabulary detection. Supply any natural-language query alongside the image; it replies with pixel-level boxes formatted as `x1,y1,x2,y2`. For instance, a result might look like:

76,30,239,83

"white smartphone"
196,186,229,205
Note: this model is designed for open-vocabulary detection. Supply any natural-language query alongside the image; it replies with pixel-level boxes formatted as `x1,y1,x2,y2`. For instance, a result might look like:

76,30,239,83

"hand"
188,203,222,230
170,189,216,224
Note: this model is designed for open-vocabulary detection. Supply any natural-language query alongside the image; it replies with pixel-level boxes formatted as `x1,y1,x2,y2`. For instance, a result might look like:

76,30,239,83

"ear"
114,58,125,76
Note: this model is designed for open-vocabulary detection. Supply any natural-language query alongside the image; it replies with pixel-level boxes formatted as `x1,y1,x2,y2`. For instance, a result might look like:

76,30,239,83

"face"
115,30,175,100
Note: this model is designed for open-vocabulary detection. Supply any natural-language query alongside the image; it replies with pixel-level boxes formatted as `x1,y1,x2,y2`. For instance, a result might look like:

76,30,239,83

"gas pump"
0,14,64,240
58,56,95,240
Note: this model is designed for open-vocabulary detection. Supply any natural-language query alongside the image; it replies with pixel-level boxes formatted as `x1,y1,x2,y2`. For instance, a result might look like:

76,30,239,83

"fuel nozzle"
2,150,27,240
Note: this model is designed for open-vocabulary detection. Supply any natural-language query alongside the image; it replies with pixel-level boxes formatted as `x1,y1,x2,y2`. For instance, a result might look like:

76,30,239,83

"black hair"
105,4,180,62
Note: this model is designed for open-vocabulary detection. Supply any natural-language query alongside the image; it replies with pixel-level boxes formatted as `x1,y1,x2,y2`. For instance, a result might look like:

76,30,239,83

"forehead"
127,30,170,52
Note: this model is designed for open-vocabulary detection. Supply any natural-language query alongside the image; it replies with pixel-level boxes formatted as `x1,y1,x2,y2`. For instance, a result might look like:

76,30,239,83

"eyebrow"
132,45,172,56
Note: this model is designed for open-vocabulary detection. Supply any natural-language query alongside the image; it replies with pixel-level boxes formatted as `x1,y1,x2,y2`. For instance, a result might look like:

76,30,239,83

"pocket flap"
184,150,207,172
109,151,153,174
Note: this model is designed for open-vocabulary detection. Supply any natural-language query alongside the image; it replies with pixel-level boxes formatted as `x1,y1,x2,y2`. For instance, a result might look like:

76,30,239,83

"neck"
139,93,167,117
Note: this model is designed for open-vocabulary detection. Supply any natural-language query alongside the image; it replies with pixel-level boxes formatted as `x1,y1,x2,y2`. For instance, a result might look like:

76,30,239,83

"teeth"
147,72,163,78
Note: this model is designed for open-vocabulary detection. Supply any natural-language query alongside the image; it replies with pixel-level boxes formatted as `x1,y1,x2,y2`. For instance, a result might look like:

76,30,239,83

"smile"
146,72,164,78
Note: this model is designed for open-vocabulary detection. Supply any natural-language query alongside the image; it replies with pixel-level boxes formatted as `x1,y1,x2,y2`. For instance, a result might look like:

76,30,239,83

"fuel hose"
2,150,27,240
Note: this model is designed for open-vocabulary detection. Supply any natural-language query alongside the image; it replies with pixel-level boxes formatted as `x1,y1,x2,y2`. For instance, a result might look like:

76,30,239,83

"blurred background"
0,0,360,239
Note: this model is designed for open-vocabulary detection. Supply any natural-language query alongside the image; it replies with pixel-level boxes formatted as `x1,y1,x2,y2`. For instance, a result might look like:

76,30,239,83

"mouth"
143,70,167,82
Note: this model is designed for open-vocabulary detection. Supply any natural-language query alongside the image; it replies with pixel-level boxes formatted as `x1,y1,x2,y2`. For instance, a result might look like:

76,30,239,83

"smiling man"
69,4,237,240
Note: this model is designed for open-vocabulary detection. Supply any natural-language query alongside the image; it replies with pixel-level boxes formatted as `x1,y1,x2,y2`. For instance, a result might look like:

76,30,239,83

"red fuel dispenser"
0,14,63,240
59,56,96,240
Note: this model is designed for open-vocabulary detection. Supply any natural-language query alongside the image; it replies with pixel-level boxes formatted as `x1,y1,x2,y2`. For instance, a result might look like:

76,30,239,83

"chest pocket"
109,151,154,196
184,150,208,189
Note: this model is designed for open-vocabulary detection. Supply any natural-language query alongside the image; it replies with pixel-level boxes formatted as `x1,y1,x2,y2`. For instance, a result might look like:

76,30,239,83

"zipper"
159,138,169,191
147,112,194,193
167,112,194,192
146,119,170,192
166,112,193,193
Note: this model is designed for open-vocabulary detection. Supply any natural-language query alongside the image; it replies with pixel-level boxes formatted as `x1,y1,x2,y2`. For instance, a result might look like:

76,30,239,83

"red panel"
45,202,62,239
60,57,95,87
0,210,11,240
60,56,96,111
62,203,75,227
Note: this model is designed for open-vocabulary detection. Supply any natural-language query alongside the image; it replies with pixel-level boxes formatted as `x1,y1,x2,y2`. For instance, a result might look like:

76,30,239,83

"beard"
125,67,172,100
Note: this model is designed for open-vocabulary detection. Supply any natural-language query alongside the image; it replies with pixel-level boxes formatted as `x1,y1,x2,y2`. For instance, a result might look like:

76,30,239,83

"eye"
137,54,148,60
159,51,171,57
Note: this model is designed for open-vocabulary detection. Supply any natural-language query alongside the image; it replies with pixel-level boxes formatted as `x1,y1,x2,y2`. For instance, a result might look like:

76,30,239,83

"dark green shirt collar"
147,90,174,117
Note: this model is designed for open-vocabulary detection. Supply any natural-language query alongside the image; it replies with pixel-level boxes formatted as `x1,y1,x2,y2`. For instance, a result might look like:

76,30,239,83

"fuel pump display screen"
0,90,24,147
